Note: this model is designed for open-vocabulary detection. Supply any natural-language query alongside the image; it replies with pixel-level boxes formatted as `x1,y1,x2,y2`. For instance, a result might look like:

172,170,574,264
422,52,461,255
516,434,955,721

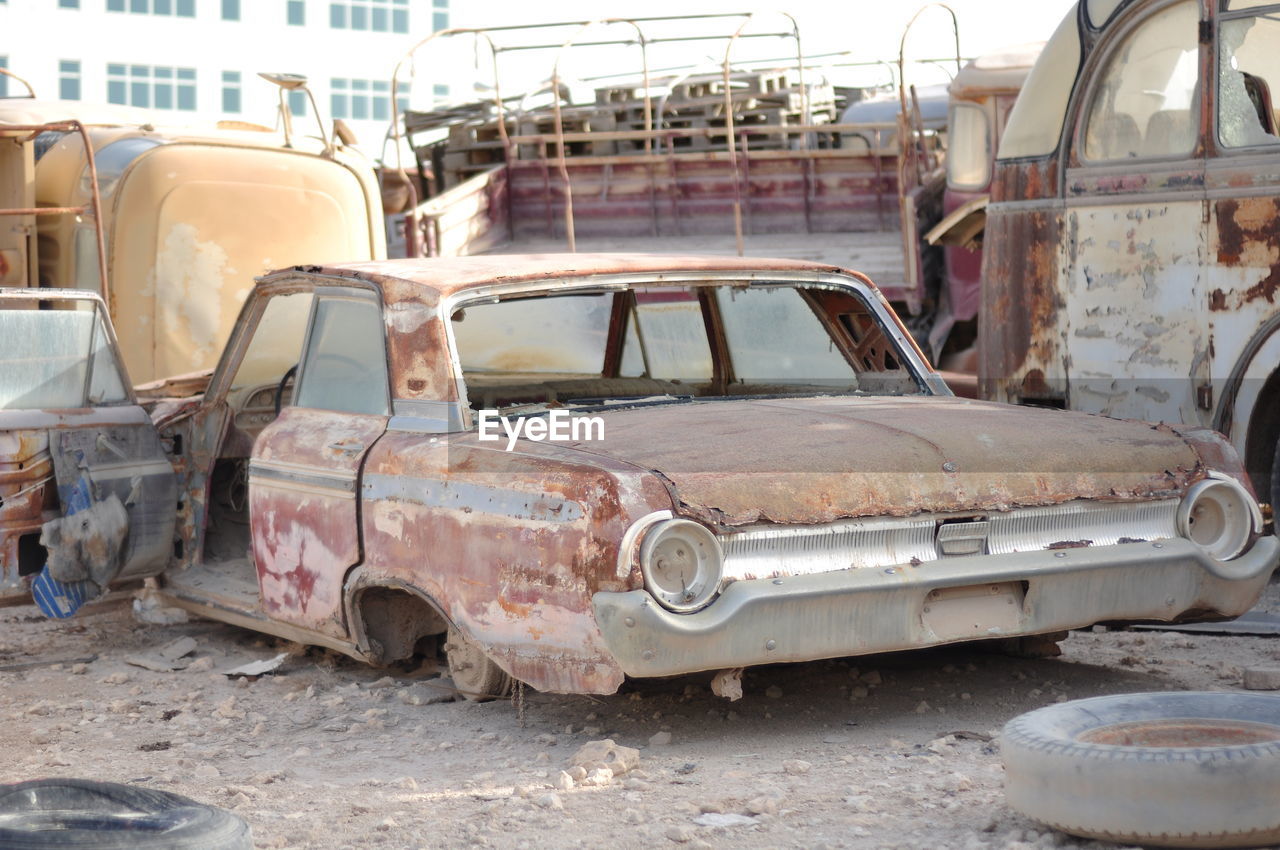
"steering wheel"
274,364,298,417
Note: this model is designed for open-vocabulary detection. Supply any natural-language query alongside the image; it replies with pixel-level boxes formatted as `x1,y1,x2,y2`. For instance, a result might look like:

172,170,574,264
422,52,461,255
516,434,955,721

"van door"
1204,3,1280,480
0,291,175,614
1060,0,1211,425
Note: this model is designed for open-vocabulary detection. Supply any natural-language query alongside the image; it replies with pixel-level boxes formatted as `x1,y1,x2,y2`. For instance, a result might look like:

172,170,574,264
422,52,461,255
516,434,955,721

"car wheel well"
351,585,449,666
1244,368,1280,496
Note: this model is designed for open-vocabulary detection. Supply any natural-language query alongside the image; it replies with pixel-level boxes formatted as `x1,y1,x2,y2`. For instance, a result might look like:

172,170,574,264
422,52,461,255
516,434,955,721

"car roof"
263,254,868,301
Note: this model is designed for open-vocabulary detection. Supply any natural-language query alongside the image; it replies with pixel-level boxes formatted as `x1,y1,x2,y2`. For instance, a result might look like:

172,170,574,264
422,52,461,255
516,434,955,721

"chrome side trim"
390,399,467,433
248,459,357,496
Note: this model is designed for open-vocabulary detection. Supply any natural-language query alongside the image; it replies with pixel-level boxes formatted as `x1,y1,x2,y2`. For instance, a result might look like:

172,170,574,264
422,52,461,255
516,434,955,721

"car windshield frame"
441,271,945,426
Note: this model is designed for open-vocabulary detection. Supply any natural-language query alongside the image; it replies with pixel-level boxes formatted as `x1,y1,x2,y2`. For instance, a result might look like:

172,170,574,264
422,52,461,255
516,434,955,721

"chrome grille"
721,517,934,581
987,499,1179,555
719,499,1180,581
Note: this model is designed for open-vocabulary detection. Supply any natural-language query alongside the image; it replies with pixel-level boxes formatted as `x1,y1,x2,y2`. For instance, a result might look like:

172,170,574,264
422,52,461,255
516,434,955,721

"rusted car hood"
560,395,1203,526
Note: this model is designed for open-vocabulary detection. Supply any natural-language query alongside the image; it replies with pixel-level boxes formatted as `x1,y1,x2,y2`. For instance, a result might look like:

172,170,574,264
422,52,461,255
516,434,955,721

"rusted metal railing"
0,120,109,306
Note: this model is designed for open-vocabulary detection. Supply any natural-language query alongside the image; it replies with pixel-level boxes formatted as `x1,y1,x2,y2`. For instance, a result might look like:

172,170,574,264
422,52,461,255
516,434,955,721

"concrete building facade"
0,0,450,156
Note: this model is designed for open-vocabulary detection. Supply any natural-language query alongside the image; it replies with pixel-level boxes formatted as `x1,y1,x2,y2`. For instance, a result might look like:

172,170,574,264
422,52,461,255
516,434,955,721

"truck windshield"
0,300,128,409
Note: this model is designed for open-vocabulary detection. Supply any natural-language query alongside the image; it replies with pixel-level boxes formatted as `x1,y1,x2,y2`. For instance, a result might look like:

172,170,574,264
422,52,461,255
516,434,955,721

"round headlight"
639,519,723,613
1177,473,1260,561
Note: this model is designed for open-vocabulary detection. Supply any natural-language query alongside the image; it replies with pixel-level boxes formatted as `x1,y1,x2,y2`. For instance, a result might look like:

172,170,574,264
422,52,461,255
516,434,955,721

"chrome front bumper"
592,536,1280,678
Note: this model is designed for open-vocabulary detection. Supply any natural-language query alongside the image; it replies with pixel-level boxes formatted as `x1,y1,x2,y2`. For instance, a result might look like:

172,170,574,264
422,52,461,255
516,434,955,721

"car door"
248,286,390,640
0,290,175,613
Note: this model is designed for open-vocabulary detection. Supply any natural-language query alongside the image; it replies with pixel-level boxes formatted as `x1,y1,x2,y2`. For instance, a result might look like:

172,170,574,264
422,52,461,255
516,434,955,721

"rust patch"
1215,198,1280,307
1210,289,1228,311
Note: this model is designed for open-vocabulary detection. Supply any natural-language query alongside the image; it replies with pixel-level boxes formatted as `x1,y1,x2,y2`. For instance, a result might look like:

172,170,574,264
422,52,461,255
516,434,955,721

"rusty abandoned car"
0,255,1275,698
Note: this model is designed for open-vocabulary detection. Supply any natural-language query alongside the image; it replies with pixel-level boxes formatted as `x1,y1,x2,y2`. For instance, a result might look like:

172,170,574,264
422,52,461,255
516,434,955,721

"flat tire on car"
0,779,252,849
1002,692,1280,848
445,626,512,702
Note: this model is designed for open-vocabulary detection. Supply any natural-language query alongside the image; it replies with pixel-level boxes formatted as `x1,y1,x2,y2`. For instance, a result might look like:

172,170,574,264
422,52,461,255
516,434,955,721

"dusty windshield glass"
452,282,923,414
0,300,129,409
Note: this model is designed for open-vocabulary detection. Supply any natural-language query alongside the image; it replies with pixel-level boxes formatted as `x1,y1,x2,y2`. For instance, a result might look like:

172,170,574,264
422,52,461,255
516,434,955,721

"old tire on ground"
445,626,512,702
1002,692,1280,848
0,779,252,849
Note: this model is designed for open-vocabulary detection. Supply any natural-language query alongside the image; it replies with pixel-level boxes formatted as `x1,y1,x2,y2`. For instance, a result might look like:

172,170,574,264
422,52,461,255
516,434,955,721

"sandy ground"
2,592,1280,850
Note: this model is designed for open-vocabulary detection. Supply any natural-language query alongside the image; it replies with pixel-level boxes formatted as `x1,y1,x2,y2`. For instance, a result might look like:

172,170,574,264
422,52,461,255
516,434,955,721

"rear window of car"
450,282,924,412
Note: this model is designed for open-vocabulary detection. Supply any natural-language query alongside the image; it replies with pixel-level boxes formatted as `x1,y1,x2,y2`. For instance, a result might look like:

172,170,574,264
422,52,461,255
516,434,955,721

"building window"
221,0,238,19
329,0,408,33
432,0,446,32
288,89,307,117
60,61,82,100
0,57,7,98
286,0,304,25
433,83,448,104
60,0,80,8
331,77,407,120
108,0,195,15
108,64,197,110
222,70,241,113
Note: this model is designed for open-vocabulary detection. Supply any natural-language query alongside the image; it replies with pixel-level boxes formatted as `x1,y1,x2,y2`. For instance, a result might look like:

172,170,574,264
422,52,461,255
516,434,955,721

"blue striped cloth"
32,473,99,619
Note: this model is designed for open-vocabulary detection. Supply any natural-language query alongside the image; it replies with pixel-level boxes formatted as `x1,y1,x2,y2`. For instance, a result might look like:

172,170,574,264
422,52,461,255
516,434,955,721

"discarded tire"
1002,691,1280,848
0,779,252,849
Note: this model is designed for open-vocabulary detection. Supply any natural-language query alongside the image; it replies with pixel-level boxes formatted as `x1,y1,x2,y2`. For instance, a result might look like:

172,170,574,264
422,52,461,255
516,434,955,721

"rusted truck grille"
720,499,1180,581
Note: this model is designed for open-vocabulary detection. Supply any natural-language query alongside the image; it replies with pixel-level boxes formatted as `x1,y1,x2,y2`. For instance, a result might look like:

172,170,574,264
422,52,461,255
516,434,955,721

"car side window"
1218,9,1280,148
1082,0,1200,161
293,293,390,415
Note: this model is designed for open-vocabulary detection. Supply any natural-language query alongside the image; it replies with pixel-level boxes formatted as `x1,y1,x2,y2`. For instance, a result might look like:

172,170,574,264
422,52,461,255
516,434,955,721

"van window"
947,102,992,189
1218,11,1280,148
1082,1,1199,161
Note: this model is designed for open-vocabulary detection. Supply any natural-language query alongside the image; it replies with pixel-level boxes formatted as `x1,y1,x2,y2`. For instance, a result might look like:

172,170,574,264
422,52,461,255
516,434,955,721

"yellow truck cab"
981,0,1280,508
0,98,385,383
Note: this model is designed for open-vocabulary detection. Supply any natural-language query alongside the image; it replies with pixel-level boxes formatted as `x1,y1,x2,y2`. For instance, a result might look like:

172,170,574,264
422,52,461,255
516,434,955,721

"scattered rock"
187,657,216,673
859,671,882,685
554,771,575,791
398,680,458,706
664,825,695,843
566,766,587,782
580,767,614,787
765,685,783,699
132,594,189,625
782,759,811,776
914,700,931,714
710,668,744,701
745,794,782,816
364,676,397,690
649,731,673,747
534,793,563,810
570,739,640,777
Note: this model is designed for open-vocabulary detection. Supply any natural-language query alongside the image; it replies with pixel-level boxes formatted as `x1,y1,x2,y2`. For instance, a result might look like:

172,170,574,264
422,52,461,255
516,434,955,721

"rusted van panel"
981,0,1280,497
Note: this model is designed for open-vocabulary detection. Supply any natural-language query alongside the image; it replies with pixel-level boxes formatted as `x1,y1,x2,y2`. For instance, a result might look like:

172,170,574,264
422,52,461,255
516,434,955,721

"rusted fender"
356,432,674,695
